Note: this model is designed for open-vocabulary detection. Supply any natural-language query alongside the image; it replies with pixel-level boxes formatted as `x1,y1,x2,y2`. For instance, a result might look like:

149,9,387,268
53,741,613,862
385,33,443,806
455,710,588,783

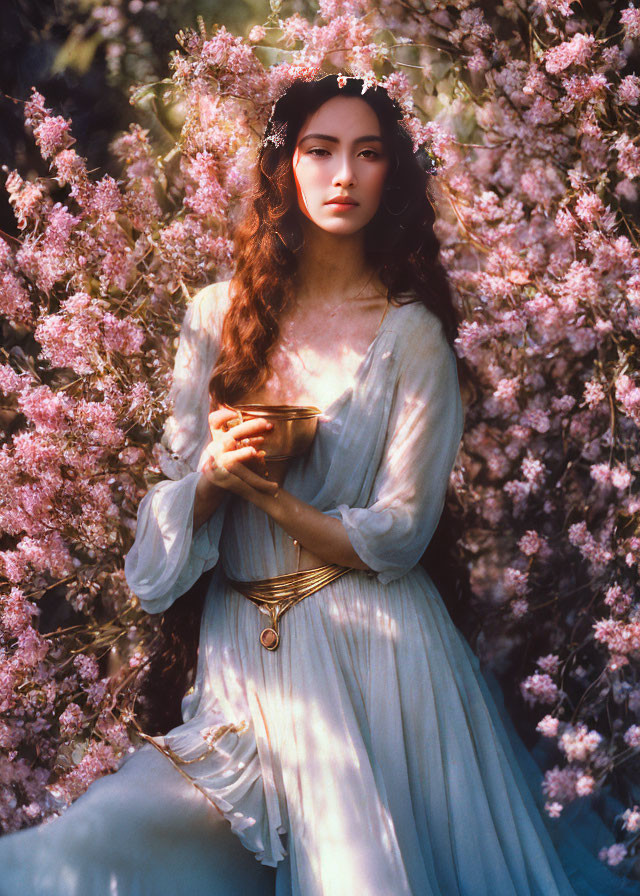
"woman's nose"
332,155,356,187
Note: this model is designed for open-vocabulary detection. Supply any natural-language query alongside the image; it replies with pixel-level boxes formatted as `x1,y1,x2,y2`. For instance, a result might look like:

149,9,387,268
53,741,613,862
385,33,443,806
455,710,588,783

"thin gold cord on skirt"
129,566,352,814
225,564,352,650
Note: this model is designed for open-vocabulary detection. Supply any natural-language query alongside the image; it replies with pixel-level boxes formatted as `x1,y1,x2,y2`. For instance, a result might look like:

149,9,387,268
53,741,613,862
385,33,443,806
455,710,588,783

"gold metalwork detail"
226,564,352,650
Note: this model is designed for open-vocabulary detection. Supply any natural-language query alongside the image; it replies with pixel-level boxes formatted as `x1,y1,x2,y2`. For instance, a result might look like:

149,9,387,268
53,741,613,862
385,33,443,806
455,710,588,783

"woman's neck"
293,222,381,307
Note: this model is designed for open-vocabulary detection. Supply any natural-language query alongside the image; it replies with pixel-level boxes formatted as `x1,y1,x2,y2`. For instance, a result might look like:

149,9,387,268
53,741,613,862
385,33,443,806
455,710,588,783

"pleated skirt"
1,564,638,896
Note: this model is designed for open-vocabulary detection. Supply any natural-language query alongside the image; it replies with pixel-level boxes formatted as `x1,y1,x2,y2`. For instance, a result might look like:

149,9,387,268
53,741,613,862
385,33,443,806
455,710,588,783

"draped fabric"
1,283,638,896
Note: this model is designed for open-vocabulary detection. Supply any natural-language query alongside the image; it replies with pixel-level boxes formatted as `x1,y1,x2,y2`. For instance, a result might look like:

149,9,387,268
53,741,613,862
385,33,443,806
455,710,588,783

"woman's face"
291,96,390,236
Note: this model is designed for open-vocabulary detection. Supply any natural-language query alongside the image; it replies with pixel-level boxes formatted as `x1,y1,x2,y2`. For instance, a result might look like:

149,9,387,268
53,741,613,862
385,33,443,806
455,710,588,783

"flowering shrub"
0,0,639,878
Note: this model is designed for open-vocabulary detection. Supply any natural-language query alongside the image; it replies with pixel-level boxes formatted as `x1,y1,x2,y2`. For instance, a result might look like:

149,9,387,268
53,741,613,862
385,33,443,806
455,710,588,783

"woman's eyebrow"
298,133,385,145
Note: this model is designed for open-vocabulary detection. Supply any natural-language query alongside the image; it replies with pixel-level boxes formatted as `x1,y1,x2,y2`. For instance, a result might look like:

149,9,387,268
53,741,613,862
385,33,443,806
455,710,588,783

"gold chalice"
223,403,322,485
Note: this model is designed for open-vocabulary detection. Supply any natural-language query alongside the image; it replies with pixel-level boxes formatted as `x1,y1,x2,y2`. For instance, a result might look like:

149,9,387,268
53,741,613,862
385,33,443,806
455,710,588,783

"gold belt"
225,564,351,651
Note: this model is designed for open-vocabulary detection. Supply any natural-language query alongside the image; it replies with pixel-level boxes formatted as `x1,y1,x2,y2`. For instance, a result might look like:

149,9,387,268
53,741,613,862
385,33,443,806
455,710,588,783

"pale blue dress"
0,284,638,896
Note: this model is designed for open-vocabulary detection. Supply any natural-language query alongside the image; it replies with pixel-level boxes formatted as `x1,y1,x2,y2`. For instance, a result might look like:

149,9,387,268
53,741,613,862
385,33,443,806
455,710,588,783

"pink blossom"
620,8,640,40
521,408,550,434
32,116,71,160
0,364,26,395
511,598,529,618
522,64,549,96
503,479,531,517
622,807,640,832
521,672,560,706
543,765,578,801
248,25,266,43
47,741,119,804
17,532,74,578
15,626,49,666
545,801,564,818
574,191,605,225
551,395,576,414
615,373,640,425
73,653,99,682
537,654,560,675
504,567,529,597
568,522,614,569
199,26,264,89
604,585,632,615
615,134,640,180
86,679,109,708
524,96,560,126
599,843,627,867
583,379,606,407
617,74,640,105
624,725,640,749
96,718,131,753
519,162,564,210
23,89,48,126
0,552,28,584
5,171,47,230
575,774,595,796
555,208,577,236
380,72,414,113
590,464,611,486
0,263,32,326
610,465,632,490
559,723,602,761
521,454,547,485
75,400,124,449
85,175,122,216
537,715,559,738
608,652,629,671
53,148,87,186
545,34,596,74
318,0,369,18
448,8,494,48
102,313,145,355
518,530,546,556
531,0,574,18
493,376,520,406
0,587,39,637
593,618,640,655
562,73,609,103
58,703,84,736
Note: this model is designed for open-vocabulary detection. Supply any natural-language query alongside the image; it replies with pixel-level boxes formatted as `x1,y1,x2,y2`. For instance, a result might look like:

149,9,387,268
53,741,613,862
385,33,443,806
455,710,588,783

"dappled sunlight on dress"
1,282,639,896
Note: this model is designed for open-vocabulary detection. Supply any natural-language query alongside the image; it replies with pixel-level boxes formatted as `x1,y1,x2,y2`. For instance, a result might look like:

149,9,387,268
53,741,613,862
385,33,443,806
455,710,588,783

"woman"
0,74,638,896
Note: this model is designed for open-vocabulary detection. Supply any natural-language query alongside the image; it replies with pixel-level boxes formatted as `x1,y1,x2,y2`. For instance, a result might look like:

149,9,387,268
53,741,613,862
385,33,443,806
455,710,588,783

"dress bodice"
124,281,465,612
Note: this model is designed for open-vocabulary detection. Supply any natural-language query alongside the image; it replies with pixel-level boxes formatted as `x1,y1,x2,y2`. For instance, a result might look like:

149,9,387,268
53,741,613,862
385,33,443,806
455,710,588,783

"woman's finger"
227,417,273,441
223,453,279,494
202,443,254,475
209,406,240,425
209,407,242,433
235,435,266,447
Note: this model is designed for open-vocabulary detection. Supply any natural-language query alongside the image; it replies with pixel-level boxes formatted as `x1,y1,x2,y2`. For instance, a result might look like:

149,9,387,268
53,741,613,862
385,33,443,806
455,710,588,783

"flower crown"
260,71,438,175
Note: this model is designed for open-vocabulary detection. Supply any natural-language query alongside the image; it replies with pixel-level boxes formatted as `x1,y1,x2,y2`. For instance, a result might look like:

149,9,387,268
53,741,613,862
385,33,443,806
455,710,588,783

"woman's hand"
199,407,280,501
197,408,368,569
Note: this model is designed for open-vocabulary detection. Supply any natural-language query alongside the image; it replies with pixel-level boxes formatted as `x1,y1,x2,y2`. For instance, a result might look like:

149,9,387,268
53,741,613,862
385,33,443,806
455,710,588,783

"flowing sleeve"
124,283,231,614
335,309,465,585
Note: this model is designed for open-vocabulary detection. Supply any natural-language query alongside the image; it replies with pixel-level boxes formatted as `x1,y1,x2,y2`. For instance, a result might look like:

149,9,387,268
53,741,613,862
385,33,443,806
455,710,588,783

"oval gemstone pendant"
260,627,279,650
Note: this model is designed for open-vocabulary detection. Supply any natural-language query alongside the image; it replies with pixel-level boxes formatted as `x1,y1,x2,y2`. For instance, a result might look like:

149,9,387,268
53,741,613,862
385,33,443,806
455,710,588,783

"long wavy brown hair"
209,74,471,407
138,75,478,735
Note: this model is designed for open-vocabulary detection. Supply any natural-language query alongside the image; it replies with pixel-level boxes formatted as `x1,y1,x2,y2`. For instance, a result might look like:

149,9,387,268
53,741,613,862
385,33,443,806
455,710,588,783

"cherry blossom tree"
0,0,638,878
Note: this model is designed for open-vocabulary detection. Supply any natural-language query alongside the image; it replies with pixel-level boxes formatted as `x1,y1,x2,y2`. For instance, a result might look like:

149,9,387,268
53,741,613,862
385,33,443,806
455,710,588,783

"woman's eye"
305,147,382,159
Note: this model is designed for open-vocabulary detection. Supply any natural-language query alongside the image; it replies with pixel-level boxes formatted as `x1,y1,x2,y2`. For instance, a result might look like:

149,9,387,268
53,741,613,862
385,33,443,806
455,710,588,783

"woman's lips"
325,198,359,208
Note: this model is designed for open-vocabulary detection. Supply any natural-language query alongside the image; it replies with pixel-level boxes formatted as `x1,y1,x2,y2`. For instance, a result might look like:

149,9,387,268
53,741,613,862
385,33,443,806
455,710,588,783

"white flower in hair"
265,121,287,148
360,72,378,93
